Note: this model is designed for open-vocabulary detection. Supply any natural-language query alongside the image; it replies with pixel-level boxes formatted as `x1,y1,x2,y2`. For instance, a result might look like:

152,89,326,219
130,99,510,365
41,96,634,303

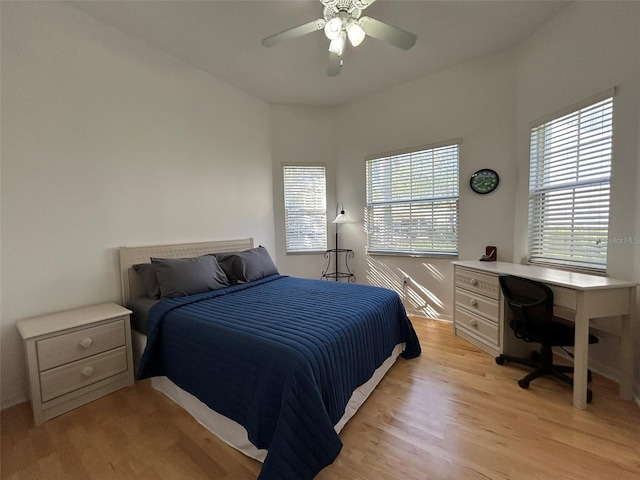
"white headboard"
118,238,254,305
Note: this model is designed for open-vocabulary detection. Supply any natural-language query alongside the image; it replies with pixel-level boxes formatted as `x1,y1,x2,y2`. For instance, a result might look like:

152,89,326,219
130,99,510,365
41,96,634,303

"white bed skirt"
133,330,403,462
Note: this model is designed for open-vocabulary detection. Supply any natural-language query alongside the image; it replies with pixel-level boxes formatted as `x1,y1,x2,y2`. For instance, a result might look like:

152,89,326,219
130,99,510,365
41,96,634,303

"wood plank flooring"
2,319,639,479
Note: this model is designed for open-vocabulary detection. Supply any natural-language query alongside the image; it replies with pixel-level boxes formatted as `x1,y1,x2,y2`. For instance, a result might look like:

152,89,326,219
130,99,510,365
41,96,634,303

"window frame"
282,163,328,254
527,89,615,274
365,140,461,257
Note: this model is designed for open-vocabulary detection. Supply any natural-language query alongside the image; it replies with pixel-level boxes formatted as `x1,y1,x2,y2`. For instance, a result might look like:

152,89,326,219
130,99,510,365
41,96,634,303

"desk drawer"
455,268,500,300
40,346,127,402
455,307,499,345
548,285,577,310
37,319,126,371
455,287,499,321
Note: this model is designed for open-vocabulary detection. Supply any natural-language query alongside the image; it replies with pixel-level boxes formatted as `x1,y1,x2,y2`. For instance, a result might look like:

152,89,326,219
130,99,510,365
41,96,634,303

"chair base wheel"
495,356,505,365
518,378,530,389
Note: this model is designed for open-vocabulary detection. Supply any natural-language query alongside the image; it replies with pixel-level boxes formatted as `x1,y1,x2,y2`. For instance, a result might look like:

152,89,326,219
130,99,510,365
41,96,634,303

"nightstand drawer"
40,346,128,402
455,307,499,345
37,318,126,371
455,287,499,321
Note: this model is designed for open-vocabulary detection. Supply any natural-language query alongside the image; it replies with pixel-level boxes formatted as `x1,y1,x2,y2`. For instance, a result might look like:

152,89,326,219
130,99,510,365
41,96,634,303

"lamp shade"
347,22,365,47
324,17,343,40
328,33,346,56
332,210,354,224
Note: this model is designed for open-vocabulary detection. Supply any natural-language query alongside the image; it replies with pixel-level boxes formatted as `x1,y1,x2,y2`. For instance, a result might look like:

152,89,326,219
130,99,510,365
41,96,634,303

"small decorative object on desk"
479,245,497,262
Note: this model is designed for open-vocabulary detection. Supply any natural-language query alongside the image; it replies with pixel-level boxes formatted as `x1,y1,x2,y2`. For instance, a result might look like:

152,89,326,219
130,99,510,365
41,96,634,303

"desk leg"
619,287,636,400
619,313,633,400
573,294,589,409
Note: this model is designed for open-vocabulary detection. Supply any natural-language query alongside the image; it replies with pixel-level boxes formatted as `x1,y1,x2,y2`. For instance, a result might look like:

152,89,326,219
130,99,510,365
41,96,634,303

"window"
283,165,327,253
528,91,614,273
365,141,460,256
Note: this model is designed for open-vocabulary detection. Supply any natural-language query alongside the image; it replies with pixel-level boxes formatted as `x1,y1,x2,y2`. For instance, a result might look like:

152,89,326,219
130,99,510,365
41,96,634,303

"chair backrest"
498,275,554,335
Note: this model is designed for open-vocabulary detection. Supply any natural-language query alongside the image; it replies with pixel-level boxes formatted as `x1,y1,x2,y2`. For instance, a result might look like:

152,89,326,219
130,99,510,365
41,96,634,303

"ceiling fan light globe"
324,17,343,40
328,34,346,56
347,23,365,47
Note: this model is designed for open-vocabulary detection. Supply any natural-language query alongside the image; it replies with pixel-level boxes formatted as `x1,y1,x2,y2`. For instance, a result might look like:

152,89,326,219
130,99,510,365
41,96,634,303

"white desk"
452,261,637,409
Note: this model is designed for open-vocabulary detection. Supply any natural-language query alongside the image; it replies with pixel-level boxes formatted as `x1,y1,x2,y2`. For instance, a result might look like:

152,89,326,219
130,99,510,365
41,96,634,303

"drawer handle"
79,337,93,349
469,319,478,328
81,366,95,377
469,299,478,307
470,278,479,286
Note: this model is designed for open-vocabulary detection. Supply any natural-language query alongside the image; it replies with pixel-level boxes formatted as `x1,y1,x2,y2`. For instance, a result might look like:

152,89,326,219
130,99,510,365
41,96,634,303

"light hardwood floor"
2,319,639,479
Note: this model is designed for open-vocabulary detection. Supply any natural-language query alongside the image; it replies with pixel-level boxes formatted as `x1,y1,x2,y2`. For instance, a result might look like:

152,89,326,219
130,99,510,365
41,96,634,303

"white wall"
513,1,640,276
513,1,640,382
270,105,337,279
0,2,274,408
335,50,519,319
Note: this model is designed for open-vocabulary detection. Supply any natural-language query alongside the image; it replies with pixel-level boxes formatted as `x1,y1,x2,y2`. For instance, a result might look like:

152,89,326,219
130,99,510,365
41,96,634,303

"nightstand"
17,302,134,425
321,248,356,282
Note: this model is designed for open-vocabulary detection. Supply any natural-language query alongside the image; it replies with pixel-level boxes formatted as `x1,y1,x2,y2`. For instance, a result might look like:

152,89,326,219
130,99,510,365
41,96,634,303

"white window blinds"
528,94,614,273
366,142,459,256
283,165,327,253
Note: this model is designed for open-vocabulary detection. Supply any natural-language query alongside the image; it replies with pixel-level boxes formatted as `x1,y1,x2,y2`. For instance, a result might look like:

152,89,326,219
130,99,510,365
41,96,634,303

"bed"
118,238,421,480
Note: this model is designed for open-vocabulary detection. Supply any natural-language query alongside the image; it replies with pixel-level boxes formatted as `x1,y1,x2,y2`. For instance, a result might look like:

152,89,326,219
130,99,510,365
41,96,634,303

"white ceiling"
69,0,570,107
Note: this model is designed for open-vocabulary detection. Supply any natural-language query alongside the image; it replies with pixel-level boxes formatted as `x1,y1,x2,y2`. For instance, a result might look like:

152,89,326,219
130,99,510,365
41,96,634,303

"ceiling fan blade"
360,16,417,50
327,52,342,77
262,19,326,47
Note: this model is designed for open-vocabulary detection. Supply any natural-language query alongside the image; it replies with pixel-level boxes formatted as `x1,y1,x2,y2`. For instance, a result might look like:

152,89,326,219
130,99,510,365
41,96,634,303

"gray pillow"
215,246,279,284
151,256,230,299
133,263,161,299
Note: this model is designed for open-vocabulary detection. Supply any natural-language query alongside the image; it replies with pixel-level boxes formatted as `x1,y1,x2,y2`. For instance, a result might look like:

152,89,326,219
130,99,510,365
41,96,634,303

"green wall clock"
470,168,499,194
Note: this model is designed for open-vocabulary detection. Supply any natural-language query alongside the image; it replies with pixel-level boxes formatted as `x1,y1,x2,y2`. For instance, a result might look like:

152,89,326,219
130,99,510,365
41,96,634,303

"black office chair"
495,275,599,403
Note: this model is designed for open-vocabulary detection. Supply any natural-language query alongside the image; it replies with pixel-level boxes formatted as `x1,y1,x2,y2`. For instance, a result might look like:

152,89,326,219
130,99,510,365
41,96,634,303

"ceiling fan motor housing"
323,1,362,23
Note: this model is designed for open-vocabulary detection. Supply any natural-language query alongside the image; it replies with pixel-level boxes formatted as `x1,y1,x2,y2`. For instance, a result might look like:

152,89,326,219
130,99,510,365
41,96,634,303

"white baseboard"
555,349,640,408
553,349,618,382
406,310,453,322
1,394,28,411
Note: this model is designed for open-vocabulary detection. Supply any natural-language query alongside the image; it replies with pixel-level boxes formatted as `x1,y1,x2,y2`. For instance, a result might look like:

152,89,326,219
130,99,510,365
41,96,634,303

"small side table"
17,302,134,425
321,248,356,282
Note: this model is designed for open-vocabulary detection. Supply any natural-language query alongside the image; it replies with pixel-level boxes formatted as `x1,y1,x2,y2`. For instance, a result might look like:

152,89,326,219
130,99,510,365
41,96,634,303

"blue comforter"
138,275,420,480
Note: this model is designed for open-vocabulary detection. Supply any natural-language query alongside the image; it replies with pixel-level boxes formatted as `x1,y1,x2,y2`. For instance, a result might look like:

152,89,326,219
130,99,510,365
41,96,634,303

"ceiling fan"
262,0,417,77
